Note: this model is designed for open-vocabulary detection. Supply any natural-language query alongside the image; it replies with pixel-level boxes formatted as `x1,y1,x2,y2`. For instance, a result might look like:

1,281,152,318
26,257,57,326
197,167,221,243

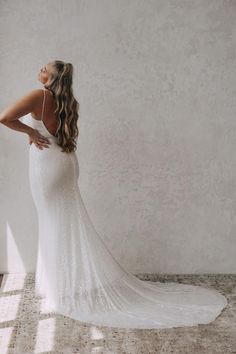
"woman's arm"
1,119,34,135
0,89,40,134
0,89,50,149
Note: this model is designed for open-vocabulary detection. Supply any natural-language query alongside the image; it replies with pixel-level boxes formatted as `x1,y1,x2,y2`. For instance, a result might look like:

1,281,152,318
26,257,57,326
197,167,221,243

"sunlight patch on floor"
90,326,104,340
1,273,26,292
0,326,14,354
0,293,22,323
34,317,56,354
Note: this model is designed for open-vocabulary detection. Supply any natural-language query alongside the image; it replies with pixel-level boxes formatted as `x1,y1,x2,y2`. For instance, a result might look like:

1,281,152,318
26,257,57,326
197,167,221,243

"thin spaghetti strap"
40,89,46,121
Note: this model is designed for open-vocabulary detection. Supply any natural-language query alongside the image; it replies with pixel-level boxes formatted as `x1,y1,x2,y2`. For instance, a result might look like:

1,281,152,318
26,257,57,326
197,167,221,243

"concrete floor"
0,273,235,354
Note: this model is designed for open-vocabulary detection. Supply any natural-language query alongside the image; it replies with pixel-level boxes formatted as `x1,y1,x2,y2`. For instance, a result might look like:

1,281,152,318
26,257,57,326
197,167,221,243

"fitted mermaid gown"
23,91,227,329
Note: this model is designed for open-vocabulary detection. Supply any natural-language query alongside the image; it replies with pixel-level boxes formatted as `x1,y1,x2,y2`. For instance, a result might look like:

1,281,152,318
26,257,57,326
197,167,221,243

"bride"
0,60,227,329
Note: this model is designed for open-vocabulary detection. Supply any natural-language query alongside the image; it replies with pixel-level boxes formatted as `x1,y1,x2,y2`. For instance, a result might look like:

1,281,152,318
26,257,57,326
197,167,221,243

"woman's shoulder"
28,88,53,97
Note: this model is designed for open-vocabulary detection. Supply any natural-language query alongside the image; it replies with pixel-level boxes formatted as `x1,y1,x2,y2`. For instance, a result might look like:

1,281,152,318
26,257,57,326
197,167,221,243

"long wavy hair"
44,60,79,153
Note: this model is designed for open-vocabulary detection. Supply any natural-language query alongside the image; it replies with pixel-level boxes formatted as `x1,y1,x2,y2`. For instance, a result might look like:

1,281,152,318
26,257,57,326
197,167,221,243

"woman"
0,60,227,329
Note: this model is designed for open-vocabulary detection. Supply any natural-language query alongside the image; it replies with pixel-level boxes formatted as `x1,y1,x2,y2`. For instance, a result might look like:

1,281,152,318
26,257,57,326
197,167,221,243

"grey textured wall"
0,0,236,274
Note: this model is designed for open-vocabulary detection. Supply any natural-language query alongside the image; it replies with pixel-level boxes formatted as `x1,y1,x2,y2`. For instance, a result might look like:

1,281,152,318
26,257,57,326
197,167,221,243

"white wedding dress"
23,89,227,329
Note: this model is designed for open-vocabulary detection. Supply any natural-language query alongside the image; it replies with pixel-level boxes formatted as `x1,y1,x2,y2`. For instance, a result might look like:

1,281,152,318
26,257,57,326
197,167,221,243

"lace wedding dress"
23,89,227,329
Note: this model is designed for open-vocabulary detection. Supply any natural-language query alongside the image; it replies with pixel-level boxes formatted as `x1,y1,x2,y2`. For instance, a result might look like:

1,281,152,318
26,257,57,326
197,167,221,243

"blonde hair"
44,60,79,153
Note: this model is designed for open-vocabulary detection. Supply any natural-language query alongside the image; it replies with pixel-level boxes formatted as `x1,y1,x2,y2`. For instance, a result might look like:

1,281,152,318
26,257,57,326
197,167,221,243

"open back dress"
22,88,227,329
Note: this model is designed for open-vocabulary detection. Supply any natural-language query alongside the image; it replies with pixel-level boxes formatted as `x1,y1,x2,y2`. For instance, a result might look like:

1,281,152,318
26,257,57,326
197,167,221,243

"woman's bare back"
31,89,60,137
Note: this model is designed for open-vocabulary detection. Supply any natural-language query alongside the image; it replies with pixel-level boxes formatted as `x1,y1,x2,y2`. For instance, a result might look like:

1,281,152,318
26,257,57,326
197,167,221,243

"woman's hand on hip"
28,129,51,150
